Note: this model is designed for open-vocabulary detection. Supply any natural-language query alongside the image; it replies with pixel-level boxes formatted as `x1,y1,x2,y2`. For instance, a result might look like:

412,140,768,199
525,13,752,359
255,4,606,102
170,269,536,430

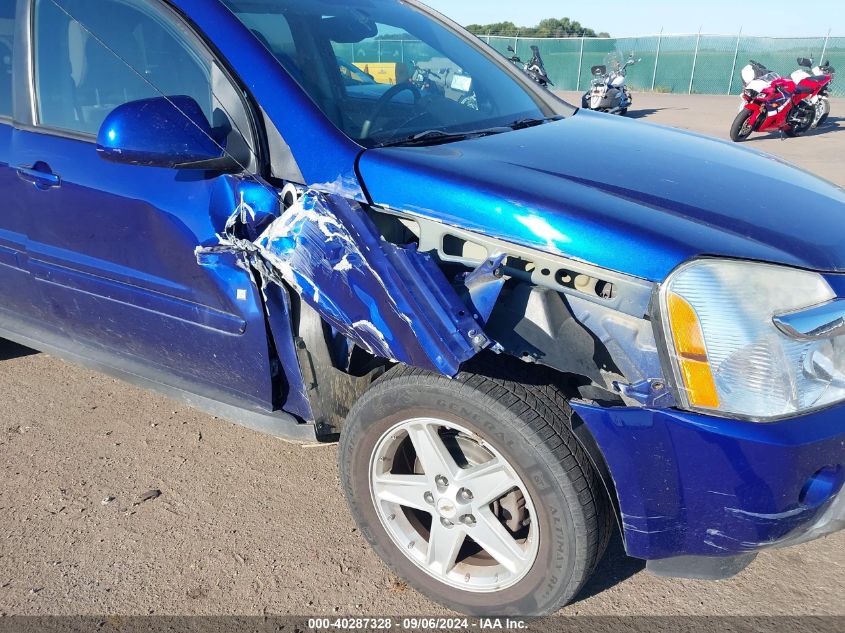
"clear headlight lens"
660,259,844,420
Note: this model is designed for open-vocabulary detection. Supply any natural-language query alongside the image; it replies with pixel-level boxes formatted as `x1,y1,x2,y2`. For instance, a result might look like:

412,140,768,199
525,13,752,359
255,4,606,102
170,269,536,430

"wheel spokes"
470,507,531,575
371,418,540,591
372,473,432,512
406,422,459,482
426,522,466,576
457,457,520,506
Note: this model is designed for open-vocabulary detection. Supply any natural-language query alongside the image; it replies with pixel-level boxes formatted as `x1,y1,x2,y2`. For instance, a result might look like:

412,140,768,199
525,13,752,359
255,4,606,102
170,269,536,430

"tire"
339,362,612,616
730,109,754,142
817,98,830,127
619,108,628,116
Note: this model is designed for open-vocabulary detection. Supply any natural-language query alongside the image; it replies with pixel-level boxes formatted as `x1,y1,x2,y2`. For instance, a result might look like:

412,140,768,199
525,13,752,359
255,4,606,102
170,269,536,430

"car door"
0,0,44,323
10,0,277,410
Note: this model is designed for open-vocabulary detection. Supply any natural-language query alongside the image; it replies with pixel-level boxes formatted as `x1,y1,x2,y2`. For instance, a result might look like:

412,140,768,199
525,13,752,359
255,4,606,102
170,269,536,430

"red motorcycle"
731,59,835,142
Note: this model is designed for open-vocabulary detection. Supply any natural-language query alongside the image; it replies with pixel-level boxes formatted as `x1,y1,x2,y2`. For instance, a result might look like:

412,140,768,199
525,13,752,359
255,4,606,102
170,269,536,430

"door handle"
16,163,62,190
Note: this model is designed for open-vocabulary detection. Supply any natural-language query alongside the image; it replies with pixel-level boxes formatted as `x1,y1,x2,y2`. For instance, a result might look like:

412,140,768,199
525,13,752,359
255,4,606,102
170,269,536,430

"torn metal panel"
199,182,489,379
259,281,315,422
255,192,489,376
198,176,314,422
208,175,281,243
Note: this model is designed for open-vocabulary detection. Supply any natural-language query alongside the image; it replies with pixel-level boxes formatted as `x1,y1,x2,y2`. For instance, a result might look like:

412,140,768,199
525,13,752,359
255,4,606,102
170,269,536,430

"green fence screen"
486,34,844,97
351,34,844,97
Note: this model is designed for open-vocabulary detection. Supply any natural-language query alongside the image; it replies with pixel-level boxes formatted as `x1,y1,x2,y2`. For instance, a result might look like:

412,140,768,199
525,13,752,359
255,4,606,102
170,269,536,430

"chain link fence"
483,33,844,97
338,34,843,98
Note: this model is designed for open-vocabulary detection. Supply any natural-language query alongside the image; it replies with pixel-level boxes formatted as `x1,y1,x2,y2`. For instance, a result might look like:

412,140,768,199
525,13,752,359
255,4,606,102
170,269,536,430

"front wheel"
339,363,611,616
730,108,754,142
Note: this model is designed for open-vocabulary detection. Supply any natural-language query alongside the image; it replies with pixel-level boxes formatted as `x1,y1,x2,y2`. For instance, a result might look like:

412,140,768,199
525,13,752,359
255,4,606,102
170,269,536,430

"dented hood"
358,109,845,282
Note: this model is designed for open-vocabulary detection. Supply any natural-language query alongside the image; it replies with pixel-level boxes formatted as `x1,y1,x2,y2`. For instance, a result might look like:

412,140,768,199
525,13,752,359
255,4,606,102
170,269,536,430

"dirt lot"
1,94,845,619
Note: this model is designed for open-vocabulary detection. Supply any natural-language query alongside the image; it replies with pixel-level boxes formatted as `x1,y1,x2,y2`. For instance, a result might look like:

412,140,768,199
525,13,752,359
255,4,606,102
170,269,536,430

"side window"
0,0,13,117
33,0,215,136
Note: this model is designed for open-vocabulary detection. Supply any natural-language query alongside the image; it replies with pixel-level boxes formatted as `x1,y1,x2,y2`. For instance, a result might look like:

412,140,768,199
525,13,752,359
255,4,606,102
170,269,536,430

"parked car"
2,0,845,617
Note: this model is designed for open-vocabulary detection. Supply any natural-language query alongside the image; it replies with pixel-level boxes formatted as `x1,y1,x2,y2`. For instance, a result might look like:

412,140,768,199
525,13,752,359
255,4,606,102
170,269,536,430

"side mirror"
507,45,515,53
798,57,813,69
96,96,241,171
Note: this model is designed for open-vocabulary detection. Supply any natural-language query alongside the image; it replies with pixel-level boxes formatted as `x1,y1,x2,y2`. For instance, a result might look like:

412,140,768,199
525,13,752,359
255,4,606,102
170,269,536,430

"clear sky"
421,0,844,38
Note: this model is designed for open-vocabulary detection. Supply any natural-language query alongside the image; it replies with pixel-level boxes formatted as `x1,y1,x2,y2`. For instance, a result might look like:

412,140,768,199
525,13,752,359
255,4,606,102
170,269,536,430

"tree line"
465,18,609,38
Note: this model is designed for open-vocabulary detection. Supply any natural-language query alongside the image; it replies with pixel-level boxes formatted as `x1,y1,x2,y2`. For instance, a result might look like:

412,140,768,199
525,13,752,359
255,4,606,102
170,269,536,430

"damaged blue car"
2,0,845,616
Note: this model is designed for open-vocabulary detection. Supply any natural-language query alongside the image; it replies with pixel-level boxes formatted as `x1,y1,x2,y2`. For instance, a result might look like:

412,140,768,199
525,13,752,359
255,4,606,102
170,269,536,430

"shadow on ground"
0,339,39,361
804,116,845,137
571,530,646,604
626,107,670,120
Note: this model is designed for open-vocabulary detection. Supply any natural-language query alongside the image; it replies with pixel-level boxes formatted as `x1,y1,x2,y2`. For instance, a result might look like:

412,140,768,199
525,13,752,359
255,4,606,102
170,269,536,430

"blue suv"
2,0,845,616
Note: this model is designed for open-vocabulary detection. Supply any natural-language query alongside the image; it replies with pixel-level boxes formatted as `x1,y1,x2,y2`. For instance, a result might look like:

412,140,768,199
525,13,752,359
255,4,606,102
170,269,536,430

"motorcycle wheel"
817,98,830,127
581,94,590,109
730,109,754,142
619,109,628,116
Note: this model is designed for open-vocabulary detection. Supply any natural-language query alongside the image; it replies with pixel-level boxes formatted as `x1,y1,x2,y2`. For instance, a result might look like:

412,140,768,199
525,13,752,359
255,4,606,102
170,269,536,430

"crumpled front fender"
255,192,491,375
198,180,490,378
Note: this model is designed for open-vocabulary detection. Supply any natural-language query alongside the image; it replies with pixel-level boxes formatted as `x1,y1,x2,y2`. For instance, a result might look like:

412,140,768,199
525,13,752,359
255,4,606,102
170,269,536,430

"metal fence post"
577,37,585,91
689,29,702,94
377,39,382,62
821,28,831,60
651,28,663,91
727,27,743,95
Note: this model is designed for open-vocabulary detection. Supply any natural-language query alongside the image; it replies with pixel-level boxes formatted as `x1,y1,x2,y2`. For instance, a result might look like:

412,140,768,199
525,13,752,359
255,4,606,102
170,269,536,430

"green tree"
465,18,607,38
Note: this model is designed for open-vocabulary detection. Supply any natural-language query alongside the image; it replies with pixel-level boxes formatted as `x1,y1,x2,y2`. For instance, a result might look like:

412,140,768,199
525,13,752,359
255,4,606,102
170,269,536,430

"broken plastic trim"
198,184,490,378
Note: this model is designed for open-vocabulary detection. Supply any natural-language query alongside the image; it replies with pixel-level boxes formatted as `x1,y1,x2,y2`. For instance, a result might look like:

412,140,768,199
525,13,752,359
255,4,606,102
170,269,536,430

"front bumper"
571,401,845,562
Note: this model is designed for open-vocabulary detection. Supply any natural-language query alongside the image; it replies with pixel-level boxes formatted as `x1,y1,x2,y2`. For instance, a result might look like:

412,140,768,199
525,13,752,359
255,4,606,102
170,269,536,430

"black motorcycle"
507,45,553,88
410,64,448,99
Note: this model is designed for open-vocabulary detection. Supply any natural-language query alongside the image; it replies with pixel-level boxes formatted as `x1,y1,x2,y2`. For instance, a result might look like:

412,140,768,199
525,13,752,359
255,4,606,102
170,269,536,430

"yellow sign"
354,62,398,85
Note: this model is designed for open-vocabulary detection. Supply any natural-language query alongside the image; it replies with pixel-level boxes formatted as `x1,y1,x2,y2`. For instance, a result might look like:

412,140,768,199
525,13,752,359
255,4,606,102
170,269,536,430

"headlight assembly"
660,259,845,420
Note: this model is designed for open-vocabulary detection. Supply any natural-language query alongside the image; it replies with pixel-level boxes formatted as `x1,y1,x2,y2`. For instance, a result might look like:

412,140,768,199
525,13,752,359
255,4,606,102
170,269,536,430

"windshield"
604,53,622,74
221,0,552,148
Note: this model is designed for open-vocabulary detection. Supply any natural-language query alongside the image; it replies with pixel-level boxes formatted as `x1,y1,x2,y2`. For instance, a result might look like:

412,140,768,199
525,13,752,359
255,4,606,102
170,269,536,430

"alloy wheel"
369,418,540,593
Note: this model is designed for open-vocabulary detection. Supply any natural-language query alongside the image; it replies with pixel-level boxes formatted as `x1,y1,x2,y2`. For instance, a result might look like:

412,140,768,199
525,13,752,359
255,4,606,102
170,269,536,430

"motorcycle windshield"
603,52,623,74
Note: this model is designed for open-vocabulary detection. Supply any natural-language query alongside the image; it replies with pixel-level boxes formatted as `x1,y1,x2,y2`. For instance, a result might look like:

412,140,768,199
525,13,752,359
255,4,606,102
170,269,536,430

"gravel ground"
1,94,845,619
